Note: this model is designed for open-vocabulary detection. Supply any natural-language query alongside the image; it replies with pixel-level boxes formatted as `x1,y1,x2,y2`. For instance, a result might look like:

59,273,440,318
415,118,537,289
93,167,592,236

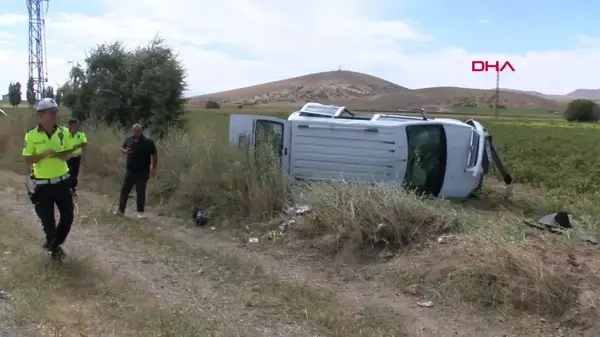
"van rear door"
229,114,292,174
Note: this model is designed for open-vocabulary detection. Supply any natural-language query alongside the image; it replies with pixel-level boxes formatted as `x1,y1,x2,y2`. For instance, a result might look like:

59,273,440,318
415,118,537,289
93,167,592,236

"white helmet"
36,98,58,112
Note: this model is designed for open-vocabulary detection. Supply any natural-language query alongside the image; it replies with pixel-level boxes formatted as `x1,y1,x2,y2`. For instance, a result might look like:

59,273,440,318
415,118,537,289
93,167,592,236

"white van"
229,102,512,199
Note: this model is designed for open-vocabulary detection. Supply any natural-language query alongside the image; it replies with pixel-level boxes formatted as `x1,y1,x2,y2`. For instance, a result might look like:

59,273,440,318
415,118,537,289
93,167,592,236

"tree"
8,82,22,107
205,100,220,109
55,88,62,106
43,85,55,99
564,99,600,122
26,77,35,108
60,37,187,137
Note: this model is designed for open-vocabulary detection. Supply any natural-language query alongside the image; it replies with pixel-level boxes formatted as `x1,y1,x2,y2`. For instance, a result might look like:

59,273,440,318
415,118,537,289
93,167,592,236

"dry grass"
434,240,581,316
300,181,471,250
86,209,409,337
0,211,216,336
303,180,591,320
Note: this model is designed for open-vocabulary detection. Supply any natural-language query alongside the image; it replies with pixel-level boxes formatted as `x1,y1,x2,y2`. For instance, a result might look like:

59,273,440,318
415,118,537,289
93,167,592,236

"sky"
1,0,600,96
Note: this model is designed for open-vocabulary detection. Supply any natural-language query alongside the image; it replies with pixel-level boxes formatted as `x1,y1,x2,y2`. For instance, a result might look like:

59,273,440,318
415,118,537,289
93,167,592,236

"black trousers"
67,156,81,190
33,179,74,250
118,170,149,213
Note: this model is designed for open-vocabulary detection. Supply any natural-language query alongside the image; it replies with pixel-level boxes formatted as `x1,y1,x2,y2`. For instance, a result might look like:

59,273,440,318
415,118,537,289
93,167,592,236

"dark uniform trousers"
34,179,74,250
118,170,150,213
67,156,81,191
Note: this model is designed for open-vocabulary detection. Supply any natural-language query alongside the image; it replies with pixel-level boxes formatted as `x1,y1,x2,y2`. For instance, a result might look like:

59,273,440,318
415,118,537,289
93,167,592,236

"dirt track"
0,170,583,336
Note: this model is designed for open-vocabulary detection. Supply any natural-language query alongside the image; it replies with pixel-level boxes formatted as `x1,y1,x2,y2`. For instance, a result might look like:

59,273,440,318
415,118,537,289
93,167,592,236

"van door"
229,114,291,174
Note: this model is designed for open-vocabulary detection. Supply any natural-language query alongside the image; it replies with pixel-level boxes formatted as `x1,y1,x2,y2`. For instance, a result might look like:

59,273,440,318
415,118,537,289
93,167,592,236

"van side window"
254,120,284,158
403,124,447,196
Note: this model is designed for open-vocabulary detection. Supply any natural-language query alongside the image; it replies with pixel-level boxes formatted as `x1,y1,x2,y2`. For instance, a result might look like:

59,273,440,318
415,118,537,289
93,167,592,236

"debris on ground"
378,250,394,260
278,219,296,233
417,300,434,308
278,204,313,234
191,205,206,227
523,212,599,244
574,229,599,244
538,212,572,229
436,235,454,244
0,291,10,300
285,204,311,216
248,238,259,243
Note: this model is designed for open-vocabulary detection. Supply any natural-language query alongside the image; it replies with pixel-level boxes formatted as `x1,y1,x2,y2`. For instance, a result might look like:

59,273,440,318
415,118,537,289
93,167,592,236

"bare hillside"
188,70,406,106
501,88,575,102
189,71,565,110
342,87,563,110
567,89,600,99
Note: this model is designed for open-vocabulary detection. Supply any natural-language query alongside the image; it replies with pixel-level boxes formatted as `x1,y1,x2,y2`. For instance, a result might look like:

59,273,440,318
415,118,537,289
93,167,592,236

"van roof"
287,102,471,128
287,112,430,126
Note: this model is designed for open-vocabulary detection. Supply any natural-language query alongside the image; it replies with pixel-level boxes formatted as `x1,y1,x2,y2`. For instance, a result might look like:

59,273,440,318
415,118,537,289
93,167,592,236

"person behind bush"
114,123,157,219
66,118,88,196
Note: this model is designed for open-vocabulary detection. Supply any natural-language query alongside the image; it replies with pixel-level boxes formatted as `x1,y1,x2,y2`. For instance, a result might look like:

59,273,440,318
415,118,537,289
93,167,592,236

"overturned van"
229,102,512,199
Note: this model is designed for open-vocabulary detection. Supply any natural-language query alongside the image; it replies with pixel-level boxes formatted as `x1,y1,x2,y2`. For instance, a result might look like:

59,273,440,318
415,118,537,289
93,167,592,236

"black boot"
50,246,66,261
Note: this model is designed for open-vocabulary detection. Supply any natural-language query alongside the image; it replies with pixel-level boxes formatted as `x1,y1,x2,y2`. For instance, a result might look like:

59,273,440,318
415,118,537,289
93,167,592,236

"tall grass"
0,113,289,221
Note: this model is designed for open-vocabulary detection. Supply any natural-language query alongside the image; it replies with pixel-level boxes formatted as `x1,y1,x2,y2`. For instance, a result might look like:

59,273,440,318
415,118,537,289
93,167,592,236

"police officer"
22,98,80,260
66,118,88,196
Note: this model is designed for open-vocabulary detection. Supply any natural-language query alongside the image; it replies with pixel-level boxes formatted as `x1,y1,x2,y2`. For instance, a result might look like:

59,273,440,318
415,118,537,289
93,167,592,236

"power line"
494,69,500,118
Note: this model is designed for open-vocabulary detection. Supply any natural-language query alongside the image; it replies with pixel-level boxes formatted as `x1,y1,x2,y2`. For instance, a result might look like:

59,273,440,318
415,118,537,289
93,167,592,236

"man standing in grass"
114,123,157,219
66,118,88,196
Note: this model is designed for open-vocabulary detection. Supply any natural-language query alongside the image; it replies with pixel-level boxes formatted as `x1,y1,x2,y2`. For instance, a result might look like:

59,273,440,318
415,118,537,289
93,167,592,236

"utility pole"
27,0,49,101
494,69,500,118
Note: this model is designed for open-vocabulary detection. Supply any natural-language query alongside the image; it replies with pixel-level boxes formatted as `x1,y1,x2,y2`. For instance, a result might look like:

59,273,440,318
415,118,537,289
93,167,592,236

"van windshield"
402,124,447,196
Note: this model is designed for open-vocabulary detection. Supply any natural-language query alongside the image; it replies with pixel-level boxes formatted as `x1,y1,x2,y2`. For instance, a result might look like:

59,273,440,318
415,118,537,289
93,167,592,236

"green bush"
205,100,220,109
564,99,600,122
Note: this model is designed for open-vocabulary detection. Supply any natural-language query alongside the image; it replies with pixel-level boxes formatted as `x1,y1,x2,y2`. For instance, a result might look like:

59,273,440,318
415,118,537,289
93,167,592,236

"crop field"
1,104,600,336
486,120,600,194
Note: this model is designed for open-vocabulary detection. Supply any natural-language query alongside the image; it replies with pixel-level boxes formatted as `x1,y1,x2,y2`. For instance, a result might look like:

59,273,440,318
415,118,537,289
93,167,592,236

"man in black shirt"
115,123,157,219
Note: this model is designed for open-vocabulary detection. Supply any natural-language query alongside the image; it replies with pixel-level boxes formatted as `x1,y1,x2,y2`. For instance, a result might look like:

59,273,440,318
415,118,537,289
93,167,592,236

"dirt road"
0,169,569,336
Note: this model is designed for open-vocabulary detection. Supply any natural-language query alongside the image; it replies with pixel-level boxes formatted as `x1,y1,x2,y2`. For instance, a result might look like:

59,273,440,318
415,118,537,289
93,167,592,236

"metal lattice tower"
26,0,49,101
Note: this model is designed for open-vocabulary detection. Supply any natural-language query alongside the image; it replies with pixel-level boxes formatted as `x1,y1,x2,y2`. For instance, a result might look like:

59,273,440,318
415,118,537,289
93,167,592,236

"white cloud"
577,34,600,46
0,30,15,41
477,19,489,24
0,13,27,26
1,1,600,97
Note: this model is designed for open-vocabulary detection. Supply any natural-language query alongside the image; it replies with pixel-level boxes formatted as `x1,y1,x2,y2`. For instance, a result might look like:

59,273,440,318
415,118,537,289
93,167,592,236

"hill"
503,88,600,102
566,89,600,99
344,87,563,110
189,71,564,110
187,70,407,106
